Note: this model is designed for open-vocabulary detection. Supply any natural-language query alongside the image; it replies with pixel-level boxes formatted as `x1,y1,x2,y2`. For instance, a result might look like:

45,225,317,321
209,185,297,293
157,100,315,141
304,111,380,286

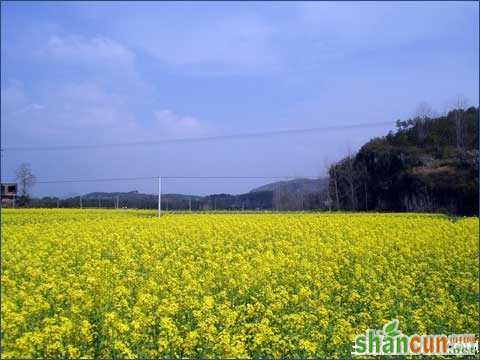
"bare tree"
415,101,433,118
336,148,358,211
15,163,36,197
453,95,469,150
323,159,333,211
329,163,340,210
343,154,357,211
414,102,433,142
355,162,369,210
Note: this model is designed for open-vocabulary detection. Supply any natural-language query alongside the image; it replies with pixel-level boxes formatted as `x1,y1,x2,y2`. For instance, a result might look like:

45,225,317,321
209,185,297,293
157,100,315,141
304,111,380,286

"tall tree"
328,164,340,210
15,163,36,198
340,149,358,211
453,95,469,150
414,102,433,142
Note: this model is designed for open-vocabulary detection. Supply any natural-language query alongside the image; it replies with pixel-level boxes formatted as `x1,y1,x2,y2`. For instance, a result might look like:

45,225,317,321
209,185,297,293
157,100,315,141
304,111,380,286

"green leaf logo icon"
383,319,401,337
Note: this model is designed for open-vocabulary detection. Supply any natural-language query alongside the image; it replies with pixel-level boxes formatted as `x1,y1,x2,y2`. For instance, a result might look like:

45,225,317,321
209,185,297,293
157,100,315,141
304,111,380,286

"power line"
36,176,157,184
0,121,394,152
2,175,324,185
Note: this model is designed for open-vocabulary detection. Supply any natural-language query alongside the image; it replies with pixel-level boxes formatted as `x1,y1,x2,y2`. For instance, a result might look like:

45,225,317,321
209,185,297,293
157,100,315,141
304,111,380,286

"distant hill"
250,178,328,195
82,191,202,201
32,178,329,210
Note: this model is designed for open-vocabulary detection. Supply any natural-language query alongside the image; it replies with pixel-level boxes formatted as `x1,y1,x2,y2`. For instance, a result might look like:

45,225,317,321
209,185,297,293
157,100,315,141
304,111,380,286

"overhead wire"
1,120,394,152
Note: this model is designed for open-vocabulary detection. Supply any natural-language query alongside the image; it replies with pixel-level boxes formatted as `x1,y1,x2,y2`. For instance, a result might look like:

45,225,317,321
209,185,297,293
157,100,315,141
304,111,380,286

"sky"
1,1,478,196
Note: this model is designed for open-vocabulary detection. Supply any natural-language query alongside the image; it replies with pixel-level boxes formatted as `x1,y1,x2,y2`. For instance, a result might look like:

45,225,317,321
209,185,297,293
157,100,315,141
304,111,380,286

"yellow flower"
1,209,477,358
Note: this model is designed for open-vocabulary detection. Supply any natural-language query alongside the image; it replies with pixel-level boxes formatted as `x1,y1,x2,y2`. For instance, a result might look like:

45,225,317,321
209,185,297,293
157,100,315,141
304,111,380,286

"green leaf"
383,319,400,336
389,329,401,336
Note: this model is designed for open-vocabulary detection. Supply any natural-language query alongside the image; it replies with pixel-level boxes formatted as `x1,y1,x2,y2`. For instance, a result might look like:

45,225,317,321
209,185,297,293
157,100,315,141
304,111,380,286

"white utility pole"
158,176,161,217
80,195,82,209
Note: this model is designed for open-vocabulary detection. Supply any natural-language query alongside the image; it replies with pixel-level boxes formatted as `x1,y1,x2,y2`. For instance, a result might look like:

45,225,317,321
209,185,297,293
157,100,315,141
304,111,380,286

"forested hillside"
329,107,479,215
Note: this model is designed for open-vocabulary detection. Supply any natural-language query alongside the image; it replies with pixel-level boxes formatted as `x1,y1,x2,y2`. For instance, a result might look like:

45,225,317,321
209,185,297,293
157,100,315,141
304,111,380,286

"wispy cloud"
1,83,45,116
122,13,280,73
153,109,212,138
1,85,27,113
3,81,213,147
36,34,136,69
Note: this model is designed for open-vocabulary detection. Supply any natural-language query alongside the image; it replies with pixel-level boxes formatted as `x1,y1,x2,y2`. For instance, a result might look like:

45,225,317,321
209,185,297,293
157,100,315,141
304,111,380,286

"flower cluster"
2,210,478,358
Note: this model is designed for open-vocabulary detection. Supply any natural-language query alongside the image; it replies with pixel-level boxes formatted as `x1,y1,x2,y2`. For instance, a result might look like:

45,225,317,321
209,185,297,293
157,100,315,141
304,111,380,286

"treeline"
29,179,330,211
30,190,327,211
30,191,277,211
328,106,479,215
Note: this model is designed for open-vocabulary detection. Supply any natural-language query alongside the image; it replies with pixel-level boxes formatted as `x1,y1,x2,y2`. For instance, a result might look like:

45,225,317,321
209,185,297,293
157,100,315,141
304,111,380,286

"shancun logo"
352,319,478,356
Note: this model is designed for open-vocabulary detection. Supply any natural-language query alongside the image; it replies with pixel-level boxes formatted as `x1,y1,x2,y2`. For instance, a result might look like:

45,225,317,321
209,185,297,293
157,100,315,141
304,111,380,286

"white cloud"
1,84,45,116
1,85,27,113
59,83,127,108
37,35,136,68
14,103,45,115
2,83,139,144
3,81,213,148
124,14,279,72
153,109,211,138
46,83,138,135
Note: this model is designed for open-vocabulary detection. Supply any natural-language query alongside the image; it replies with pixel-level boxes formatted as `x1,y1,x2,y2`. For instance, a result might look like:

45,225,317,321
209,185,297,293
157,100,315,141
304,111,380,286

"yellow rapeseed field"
1,209,478,358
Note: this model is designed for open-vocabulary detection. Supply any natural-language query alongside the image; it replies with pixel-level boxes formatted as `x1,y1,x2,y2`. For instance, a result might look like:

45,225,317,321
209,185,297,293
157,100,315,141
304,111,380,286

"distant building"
1,183,17,207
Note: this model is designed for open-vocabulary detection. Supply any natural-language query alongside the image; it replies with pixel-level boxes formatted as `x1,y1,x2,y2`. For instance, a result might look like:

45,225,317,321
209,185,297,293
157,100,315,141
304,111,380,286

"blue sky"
1,1,478,196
